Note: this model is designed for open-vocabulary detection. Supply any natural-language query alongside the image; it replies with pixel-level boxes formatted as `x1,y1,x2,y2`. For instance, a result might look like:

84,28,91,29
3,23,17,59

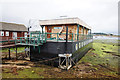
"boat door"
47,26,52,38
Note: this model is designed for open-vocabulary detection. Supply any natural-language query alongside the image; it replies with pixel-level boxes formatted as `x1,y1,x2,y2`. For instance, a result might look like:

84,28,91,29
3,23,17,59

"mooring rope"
34,57,59,63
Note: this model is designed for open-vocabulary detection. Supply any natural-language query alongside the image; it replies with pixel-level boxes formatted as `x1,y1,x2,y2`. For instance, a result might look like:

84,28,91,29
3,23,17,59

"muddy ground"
1,39,120,79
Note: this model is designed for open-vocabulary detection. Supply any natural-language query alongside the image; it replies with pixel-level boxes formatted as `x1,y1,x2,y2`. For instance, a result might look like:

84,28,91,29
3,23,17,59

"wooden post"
77,24,79,41
83,26,84,35
25,46,26,57
41,26,44,34
72,33,73,42
66,26,68,43
57,33,59,42
83,26,84,40
65,26,68,53
8,48,11,59
16,46,17,60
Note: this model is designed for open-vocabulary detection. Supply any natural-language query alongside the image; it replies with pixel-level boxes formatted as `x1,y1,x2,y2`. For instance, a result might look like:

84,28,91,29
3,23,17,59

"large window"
0,31,4,36
6,31,9,36
54,27,62,29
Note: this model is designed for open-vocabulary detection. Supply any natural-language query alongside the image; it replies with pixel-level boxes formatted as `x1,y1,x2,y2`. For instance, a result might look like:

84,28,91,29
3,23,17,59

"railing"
15,32,93,46
15,33,47,46
45,32,73,41
45,32,93,42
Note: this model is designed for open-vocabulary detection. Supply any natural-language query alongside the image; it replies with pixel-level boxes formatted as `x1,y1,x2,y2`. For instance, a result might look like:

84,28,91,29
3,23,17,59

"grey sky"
0,0,119,34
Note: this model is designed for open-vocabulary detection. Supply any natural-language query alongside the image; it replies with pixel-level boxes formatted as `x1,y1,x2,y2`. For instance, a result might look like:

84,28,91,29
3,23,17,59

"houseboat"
15,17,93,69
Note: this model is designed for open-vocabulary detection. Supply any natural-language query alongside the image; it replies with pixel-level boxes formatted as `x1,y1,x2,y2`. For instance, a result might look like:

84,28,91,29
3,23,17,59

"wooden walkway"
0,44,16,48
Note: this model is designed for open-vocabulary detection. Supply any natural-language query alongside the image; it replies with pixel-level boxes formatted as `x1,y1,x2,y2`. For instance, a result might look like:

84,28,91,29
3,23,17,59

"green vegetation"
2,67,44,78
1,47,26,53
79,39,119,74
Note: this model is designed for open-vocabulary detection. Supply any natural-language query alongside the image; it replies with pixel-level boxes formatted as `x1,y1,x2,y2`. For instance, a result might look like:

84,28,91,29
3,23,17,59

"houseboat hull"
30,39,93,66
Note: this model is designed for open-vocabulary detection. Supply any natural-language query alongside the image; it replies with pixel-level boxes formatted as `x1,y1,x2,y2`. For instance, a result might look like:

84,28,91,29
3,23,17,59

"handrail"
15,32,93,46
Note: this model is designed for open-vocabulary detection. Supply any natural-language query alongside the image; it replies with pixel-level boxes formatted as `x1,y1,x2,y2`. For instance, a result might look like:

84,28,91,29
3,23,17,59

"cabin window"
6,31,9,36
0,31,4,36
79,43,81,48
54,27,62,29
76,44,78,50
24,32,27,38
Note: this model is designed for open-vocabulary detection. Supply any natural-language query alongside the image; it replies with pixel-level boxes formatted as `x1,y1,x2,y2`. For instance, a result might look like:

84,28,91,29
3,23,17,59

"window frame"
54,27,62,29
6,31,9,36
0,31,4,36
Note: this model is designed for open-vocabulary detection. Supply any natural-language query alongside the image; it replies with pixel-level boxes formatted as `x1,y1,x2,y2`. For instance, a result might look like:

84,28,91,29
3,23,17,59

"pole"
83,26,84,35
28,26,31,48
65,26,68,53
83,26,84,40
77,24,79,41
41,26,44,34
16,46,17,60
25,46,26,57
8,48,11,59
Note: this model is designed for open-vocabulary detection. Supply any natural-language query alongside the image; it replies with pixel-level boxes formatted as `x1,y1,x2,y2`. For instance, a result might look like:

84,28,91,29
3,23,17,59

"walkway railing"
45,32,92,42
15,32,93,46
15,33,47,46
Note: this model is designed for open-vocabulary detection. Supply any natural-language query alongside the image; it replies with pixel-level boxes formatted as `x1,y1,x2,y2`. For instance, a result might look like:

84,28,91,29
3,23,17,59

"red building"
0,22,28,41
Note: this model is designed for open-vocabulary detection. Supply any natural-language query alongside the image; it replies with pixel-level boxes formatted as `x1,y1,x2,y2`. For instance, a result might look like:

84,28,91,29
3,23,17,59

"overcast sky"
0,0,119,34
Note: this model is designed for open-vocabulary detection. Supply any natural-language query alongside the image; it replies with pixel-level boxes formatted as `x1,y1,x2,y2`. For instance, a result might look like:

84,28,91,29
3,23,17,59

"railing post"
34,37,35,45
8,48,11,59
26,37,28,44
38,37,40,44
75,34,76,40
15,37,16,44
72,33,73,42
77,24,79,41
41,33,43,44
20,37,22,43
45,33,47,43
57,33,59,42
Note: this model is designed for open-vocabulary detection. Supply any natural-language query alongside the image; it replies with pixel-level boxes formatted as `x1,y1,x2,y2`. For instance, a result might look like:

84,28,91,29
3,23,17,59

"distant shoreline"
93,35,119,38
93,35,119,40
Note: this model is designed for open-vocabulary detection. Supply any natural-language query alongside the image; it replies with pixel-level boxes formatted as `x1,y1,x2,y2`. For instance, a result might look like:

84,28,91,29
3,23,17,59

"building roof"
0,22,27,31
39,17,91,29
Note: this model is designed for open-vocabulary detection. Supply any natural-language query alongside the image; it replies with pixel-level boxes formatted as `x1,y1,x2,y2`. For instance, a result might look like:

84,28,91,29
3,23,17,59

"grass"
2,67,44,78
1,47,26,53
79,39,119,73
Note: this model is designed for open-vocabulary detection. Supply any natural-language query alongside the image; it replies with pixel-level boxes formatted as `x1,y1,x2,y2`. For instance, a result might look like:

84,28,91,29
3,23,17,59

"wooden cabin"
0,22,28,41
39,17,91,41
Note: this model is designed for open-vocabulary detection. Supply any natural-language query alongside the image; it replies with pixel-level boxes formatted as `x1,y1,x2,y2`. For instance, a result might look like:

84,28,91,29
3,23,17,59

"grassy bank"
78,39,119,77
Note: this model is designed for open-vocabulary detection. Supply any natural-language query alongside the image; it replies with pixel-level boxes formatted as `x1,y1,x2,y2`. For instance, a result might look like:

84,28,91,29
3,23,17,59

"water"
93,36,119,44
93,36,119,40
